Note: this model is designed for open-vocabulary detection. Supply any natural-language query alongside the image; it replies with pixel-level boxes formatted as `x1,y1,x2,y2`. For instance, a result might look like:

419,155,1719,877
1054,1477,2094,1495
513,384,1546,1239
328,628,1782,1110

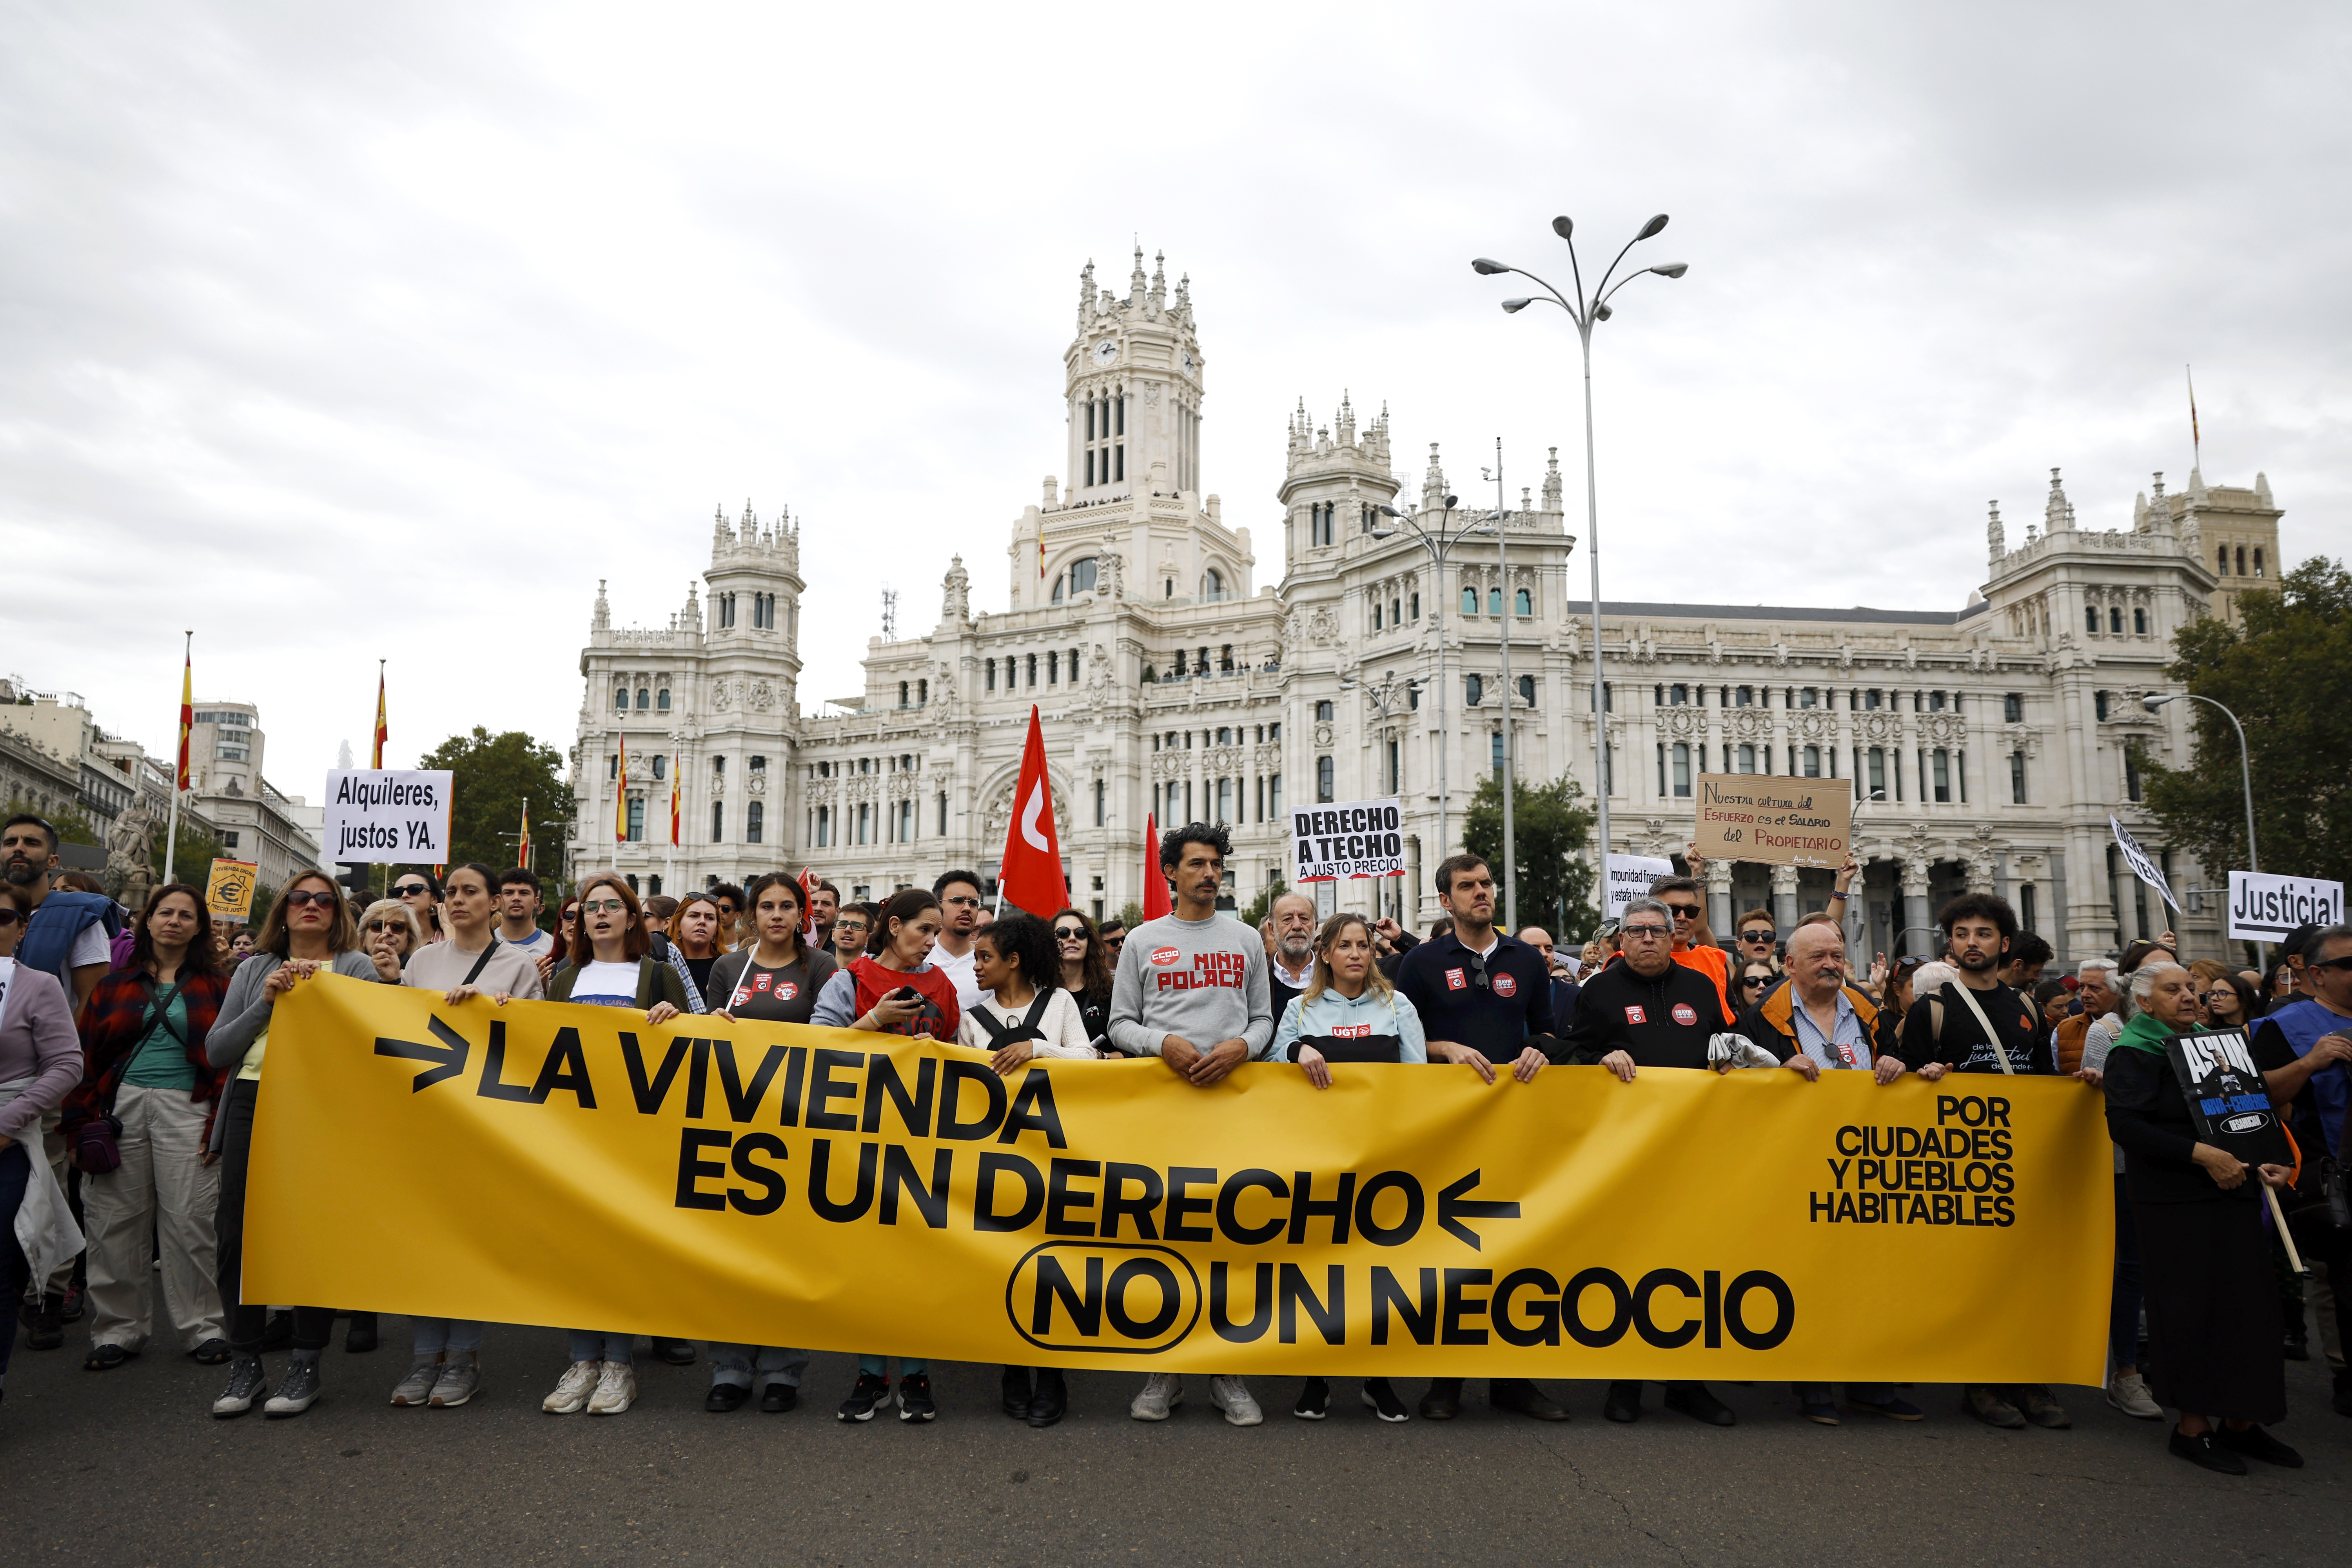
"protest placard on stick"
1692,775,1852,869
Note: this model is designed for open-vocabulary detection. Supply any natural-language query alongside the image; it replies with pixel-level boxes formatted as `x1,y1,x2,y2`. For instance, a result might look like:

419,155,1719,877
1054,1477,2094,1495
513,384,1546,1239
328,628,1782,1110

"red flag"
670,750,681,847
614,735,628,844
174,650,194,791
799,866,820,940
996,706,1067,917
371,668,388,769
1142,811,1171,921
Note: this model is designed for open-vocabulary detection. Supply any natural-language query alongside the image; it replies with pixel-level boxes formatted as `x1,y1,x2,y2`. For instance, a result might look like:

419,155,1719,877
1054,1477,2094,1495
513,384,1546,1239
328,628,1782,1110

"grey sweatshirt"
1106,913,1274,1059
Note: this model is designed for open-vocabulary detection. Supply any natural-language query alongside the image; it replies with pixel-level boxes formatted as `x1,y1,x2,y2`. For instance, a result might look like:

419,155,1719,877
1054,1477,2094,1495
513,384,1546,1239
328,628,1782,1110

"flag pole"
163,630,191,885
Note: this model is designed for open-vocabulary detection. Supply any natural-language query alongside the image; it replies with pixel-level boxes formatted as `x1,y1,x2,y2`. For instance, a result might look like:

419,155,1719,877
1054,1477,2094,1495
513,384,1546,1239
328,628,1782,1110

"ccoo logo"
1150,947,1181,967
1004,1241,1202,1355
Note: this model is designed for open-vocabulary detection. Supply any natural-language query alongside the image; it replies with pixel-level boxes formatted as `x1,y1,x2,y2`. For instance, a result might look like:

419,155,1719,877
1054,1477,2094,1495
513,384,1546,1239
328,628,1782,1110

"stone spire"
1542,446,1563,511
1173,272,1191,323
1421,442,1449,512
682,581,702,635
1077,260,1096,330
592,579,610,632
1336,390,1355,447
1149,250,1167,315
711,503,731,558
1987,500,2005,561
2043,468,2076,533
1129,244,1148,307
2144,472,2168,534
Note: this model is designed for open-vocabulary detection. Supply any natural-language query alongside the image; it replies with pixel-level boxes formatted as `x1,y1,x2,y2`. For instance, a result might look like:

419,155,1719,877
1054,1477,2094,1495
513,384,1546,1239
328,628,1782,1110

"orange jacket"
1673,942,1733,1017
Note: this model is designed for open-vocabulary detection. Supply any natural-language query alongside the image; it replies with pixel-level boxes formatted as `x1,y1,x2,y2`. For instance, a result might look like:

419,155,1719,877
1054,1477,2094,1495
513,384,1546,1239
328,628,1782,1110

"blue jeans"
710,1342,811,1389
858,1354,926,1377
2110,1174,2143,1368
568,1330,634,1363
412,1318,485,1356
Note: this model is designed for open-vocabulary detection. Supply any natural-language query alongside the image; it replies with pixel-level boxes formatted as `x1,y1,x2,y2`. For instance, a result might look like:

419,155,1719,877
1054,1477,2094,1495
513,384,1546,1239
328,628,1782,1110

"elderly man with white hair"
1265,891,1319,1024
1739,921,1926,1424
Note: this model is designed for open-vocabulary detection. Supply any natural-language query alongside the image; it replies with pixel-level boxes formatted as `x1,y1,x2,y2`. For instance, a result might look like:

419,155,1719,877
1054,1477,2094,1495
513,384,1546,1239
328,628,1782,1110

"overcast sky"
4,0,2345,802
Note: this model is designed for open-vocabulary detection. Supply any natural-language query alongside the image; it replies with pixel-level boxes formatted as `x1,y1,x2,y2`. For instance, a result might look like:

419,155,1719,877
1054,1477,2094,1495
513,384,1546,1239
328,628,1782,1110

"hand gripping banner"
247,976,2113,1383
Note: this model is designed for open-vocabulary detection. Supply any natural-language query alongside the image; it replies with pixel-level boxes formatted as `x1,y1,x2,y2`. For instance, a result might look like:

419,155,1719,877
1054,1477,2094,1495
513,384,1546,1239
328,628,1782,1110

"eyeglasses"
363,919,403,933
393,883,430,897
284,890,339,908
1740,929,1775,942
1621,924,1671,940
1664,903,1702,921
2203,990,2237,1003
1054,926,1087,941
581,898,628,914
943,895,983,909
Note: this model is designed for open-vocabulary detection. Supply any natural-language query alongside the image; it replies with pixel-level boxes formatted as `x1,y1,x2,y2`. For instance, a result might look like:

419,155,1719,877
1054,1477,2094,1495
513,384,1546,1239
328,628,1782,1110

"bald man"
1517,926,1580,1037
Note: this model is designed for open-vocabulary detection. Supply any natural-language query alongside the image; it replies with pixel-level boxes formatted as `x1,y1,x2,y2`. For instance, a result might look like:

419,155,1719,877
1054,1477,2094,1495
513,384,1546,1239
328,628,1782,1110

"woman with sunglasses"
1735,961,1777,1011
389,871,443,948
1051,907,1115,1053
65,884,234,1373
541,874,684,1417
203,871,383,1418
1270,911,1424,1424
383,864,544,1410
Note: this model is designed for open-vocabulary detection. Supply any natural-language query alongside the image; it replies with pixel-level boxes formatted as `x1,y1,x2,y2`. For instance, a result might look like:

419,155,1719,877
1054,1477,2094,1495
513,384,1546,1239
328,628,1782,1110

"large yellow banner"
247,975,2113,1382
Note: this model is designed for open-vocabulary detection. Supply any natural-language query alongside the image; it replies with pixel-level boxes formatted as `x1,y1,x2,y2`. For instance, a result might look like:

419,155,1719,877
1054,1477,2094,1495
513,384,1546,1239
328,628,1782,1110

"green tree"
4,799,100,848
1115,900,1147,933
1240,876,1289,930
154,820,227,889
1464,771,1600,942
417,728,577,877
2143,556,2352,889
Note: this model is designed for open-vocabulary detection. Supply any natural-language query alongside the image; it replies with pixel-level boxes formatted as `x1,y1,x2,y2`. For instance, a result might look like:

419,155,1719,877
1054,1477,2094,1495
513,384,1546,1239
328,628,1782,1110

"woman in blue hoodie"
1270,912,1425,1422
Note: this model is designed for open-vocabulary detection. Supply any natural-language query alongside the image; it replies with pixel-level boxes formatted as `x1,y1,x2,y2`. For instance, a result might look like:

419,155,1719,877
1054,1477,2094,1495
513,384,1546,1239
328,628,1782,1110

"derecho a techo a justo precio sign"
1291,797,1405,882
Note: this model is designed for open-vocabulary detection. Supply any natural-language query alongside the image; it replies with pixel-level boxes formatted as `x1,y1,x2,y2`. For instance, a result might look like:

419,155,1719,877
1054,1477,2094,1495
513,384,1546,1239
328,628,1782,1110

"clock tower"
1065,246,1203,500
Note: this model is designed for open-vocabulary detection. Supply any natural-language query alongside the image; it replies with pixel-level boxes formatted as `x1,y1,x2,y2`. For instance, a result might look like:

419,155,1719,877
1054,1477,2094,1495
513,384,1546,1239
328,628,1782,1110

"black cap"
2279,922,2323,962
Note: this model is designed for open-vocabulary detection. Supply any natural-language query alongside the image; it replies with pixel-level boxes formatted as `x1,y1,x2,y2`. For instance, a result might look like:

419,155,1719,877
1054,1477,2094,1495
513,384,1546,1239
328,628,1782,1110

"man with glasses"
1564,895,1744,1426
829,904,874,966
1396,854,1568,1423
1096,918,1125,958
1650,874,1733,1015
389,871,441,948
2250,924,2352,1417
927,871,991,1009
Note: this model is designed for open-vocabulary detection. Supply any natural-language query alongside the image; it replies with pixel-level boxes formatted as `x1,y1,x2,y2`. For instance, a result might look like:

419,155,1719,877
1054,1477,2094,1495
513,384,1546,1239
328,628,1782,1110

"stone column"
1770,864,1799,933
1707,858,1735,939
1900,855,1934,956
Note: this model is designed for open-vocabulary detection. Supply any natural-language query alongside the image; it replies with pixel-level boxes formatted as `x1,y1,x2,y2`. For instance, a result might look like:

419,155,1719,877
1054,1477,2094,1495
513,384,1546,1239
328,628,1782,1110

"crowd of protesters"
1,807,2345,1476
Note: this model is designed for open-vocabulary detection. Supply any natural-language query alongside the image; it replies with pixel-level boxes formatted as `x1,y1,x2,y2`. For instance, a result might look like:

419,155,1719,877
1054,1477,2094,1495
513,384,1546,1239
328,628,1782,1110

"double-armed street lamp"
1368,494,1468,873
1472,215,1687,886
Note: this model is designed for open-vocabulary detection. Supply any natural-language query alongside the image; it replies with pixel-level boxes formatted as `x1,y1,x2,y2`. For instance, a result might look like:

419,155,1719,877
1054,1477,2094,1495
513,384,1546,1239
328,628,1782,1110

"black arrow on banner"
1437,1169,1521,1250
374,1017,471,1093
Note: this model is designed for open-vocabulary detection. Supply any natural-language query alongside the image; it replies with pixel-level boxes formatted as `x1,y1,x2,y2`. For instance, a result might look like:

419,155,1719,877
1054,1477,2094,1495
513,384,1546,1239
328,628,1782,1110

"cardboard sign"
2109,817,2180,913
205,858,258,920
1290,799,1404,882
2166,1027,2292,1168
1692,776,1852,869
1604,854,1675,920
325,770,453,864
2227,871,2345,943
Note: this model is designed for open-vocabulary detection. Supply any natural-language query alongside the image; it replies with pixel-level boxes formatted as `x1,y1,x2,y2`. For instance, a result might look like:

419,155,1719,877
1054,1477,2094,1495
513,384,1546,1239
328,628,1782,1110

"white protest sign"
2227,871,2345,943
1290,799,1404,882
327,770,454,864
1604,853,1675,921
2109,816,2180,914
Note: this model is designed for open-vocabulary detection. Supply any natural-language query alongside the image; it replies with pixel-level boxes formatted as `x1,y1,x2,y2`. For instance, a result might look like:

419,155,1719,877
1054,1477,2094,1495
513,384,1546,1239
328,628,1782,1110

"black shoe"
1362,1378,1410,1422
2283,1327,2310,1363
264,1356,322,1417
1294,1377,1330,1420
24,1294,62,1352
761,1383,798,1414
705,1382,750,1413
1027,1370,1067,1428
1604,1381,1643,1423
1002,1365,1033,1419
2217,1423,2304,1468
897,1372,937,1423
191,1338,232,1366
345,1313,378,1354
1664,1382,1735,1426
838,1372,890,1422
60,1286,84,1323
1417,1377,1462,1421
212,1354,267,1418
1489,1377,1570,1422
2170,1427,2247,1474
653,1337,697,1366
261,1312,293,1351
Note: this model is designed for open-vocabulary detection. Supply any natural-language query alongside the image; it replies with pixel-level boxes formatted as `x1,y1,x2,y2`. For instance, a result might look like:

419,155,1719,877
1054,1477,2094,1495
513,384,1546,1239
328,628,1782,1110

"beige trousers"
82,1084,225,1352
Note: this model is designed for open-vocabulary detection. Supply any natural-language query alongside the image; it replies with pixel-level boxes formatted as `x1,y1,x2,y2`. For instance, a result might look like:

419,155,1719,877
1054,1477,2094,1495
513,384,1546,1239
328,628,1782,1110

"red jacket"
67,967,233,1140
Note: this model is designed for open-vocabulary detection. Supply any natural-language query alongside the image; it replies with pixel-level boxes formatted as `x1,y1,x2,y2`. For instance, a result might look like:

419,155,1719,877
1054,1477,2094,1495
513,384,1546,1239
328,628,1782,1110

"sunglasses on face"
1665,904,1701,920
1055,927,1087,941
364,919,404,933
0,909,20,928
1739,976,1769,990
2310,956,2352,975
285,890,338,908
581,898,628,914
1741,929,1775,942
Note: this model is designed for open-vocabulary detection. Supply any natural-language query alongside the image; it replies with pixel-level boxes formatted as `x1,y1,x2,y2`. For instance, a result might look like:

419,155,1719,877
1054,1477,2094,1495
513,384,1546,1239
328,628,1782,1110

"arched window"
1488,587,1503,615
1390,597,1401,626
1316,756,1334,802
1804,745,1823,779
2086,606,2100,634
899,681,910,708
636,688,650,710
1461,587,1478,615
1202,568,1225,600
656,688,670,711
2236,546,2247,575
1051,574,1064,603
2218,544,2230,574
1517,674,1535,707
2133,608,2148,635
614,687,628,711
1739,744,1757,773
1514,587,1531,616
1372,600,1383,631
651,753,666,780
1466,674,1485,706
2253,547,2264,577
1070,557,1097,592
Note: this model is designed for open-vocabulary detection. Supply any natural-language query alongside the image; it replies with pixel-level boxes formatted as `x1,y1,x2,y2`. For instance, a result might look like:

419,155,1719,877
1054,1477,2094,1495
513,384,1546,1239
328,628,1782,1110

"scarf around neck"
2114,1008,2192,1058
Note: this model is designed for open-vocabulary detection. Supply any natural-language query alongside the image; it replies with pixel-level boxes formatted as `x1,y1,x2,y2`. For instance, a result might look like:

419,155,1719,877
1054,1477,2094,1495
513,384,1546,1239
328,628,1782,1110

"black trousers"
0,1143,30,1374
214,1079,333,1356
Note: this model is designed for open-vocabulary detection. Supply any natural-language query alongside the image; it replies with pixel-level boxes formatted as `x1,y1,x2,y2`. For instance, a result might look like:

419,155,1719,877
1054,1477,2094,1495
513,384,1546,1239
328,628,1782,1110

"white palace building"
567,246,2283,967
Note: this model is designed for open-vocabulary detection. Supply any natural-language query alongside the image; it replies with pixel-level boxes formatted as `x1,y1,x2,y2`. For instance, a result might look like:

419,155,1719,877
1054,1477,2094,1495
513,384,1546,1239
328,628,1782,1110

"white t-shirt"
69,923,109,971
930,942,990,1010
501,927,552,960
567,960,642,1008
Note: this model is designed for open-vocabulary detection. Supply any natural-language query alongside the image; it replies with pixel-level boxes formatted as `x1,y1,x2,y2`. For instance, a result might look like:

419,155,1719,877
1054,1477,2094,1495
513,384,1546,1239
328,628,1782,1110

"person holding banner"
64,885,232,1373
1271,911,1423,1423
202,873,382,1418
1108,823,1274,1428
1051,909,1115,1052
710,875,836,1027
2102,962,2303,1474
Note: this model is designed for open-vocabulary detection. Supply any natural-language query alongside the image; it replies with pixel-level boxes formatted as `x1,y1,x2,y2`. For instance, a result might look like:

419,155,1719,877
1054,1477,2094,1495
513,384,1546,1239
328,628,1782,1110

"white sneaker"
1129,1372,1182,1421
543,1359,600,1414
2106,1371,2161,1419
1209,1375,1263,1427
390,1359,440,1406
587,1359,637,1415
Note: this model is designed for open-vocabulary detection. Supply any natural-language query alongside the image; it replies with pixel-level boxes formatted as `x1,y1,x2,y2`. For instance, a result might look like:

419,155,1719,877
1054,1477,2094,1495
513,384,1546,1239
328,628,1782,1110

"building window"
985,659,996,693
1071,557,1097,593
1466,674,1484,706
1802,745,1822,779
1517,674,1535,707
1927,690,1945,711
938,791,948,835
626,797,646,842
2087,605,2100,635
1203,568,1225,600
2109,607,2124,634
2254,547,2264,577
750,755,766,779
1591,682,1612,712
1514,588,1531,616
1867,747,1887,799
711,802,724,842
1385,739,1399,793
608,754,619,780
1048,652,1060,685
1316,756,1334,802
1372,600,1383,632
614,688,628,711
2020,883,2038,932
650,753,666,780
1739,743,1757,774
1315,700,1334,722
1669,684,1688,706
1217,777,1232,823
1390,597,1401,626
2094,690,2110,722
656,688,670,711
1932,749,1951,803
1671,743,1692,797
1269,773,1283,817
1488,587,1503,615
1800,687,1818,709
2133,607,2148,635
747,802,764,843
2124,743,2143,802
2218,544,2230,575
2003,692,2022,722
2010,750,2027,804
1094,779,1105,826
1735,686,1754,707
1410,593,1420,621
899,681,910,708
636,688,650,710
919,679,929,706
1491,732,1505,776
1027,654,1038,686
1269,722,1281,742
1461,587,1479,615
220,831,240,849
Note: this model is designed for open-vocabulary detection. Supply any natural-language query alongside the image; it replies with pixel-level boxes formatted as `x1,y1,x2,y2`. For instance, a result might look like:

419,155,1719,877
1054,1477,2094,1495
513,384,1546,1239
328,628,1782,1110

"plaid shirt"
65,967,232,1139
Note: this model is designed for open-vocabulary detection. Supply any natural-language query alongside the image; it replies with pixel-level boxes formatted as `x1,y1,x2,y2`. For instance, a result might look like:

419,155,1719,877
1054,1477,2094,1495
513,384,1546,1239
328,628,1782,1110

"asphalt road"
3,1320,2347,1567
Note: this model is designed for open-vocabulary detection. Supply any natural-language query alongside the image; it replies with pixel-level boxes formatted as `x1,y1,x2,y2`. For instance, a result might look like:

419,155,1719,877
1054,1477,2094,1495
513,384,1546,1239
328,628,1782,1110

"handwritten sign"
1692,775,1852,869
205,858,258,920
325,769,453,864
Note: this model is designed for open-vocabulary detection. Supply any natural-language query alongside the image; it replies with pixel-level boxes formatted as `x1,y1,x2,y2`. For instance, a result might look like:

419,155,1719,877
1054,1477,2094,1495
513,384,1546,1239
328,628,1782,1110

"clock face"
1094,339,1119,365
1182,350,1195,372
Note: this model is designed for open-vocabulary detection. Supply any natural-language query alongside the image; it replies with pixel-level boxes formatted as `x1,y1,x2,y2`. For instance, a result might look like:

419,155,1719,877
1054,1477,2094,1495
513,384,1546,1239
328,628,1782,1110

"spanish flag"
669,751,681,848
615,736,629,844
372,669,388,769
174,649,193,791
517,799,532,871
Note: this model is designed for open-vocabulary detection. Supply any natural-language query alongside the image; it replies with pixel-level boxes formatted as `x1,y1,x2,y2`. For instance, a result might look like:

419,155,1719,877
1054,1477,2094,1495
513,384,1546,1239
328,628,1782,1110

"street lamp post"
2143,691,2261,963
1481,441,1518,932
1473,216,1686,909
1371,495,1464,890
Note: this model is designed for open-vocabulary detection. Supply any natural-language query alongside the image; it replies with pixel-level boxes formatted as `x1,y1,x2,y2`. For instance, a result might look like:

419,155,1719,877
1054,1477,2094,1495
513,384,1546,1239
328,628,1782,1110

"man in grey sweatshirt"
1107,822,1272,1426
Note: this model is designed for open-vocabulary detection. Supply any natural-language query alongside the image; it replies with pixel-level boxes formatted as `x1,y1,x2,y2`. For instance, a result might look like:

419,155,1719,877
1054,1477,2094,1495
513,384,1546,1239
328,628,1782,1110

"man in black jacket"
1565,896,1743,1429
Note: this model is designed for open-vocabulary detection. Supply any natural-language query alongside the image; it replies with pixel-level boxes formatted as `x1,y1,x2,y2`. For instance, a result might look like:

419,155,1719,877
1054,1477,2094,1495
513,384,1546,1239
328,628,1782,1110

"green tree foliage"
1464,771,1601,942
2143,557,2352,888
1114,900,1147,933
417,729,577,878
2,799,98,848
156,820,227,889
1240,876,1289,930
